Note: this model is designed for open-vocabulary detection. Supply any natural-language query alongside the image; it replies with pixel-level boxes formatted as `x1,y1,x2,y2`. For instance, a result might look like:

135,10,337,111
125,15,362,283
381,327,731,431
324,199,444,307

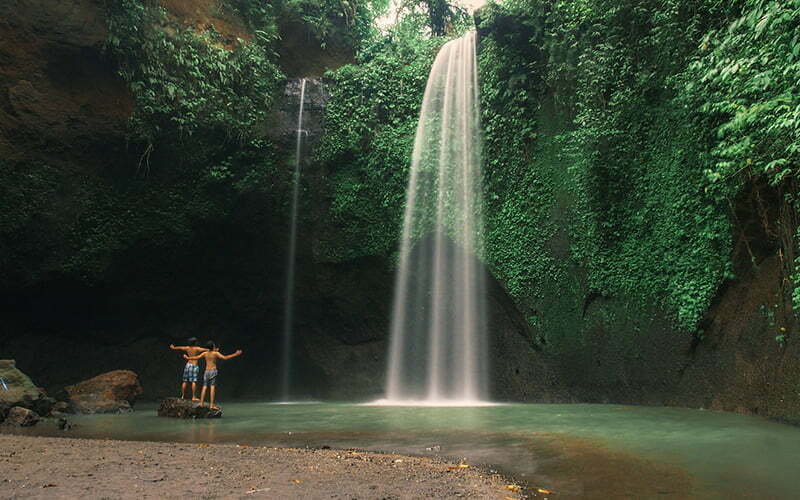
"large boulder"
0,360,56,420
2,406,40,427
64,370,143,414
157,397,222,419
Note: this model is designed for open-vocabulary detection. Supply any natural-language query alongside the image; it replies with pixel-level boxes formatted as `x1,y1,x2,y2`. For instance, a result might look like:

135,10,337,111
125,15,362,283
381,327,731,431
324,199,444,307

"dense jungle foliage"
0,0,379,287
315,15,450,260
4,0,797,349
319,0,800,340
104,0,389,187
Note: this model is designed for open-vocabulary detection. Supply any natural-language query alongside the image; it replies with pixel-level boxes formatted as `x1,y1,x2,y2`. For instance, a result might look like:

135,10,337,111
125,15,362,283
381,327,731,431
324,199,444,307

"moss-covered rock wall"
0,0,363,399
312,1,800,422
473,0,800,422
2,0,798,420
0,0,563,403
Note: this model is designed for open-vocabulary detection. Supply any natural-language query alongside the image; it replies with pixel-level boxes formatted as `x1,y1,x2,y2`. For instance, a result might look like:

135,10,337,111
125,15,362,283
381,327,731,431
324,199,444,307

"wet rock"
28,395,58,417
65,370,143,414
0,360,56,419
266,78,328,152
2,406,40,427
49,401,73,418
0,359,43,401
157,397,222,419
57,417,72,431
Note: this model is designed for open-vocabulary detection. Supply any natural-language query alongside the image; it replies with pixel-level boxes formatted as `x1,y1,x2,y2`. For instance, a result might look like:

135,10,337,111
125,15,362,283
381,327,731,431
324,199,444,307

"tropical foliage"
320,0,799,340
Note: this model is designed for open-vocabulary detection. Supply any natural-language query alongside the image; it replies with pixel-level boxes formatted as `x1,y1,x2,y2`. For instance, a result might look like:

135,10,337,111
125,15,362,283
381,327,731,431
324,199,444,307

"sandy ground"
0,434,525,499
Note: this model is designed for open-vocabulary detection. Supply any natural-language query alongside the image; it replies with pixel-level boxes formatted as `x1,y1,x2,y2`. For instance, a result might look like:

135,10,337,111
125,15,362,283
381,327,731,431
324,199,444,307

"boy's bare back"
170,344,208,365
200,350,243,370
201,351,222,370
185,346,206,366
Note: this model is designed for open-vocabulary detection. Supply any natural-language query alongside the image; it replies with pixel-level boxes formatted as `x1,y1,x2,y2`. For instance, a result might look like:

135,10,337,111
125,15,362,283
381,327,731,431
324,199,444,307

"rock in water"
65,370,143,414
57,417,72,431
2,406,40,427
49,401,72,418
157,397,222,419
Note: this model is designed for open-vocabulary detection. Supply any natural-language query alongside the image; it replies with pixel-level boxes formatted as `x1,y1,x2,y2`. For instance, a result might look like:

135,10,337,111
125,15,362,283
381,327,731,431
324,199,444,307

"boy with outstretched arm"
169,337,208,401
185,340,242,410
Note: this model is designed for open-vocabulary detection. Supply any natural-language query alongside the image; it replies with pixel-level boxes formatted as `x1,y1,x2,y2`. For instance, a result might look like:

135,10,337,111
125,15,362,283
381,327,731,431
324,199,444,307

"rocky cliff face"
0,1,565,404
0,0,132,165
473,7,800,424
0,0,311,400
5,0,793,421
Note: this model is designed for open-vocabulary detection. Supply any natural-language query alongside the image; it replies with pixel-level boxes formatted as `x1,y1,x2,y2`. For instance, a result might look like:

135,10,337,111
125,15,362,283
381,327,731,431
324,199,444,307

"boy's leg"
181,382,187,399
191,365,200,400
209,386,217,409
199,385,207,406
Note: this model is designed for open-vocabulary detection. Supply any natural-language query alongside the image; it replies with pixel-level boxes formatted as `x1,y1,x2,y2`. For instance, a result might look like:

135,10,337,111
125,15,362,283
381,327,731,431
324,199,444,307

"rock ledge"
157,397,222,419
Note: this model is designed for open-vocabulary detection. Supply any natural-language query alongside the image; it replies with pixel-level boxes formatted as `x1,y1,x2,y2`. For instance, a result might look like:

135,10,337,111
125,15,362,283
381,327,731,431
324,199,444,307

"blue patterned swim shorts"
182,363,200,383
203,369,218,387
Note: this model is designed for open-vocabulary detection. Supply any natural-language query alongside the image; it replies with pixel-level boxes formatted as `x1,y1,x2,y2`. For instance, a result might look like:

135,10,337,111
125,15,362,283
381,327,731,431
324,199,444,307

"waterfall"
280,78,306,401
385,31,488,404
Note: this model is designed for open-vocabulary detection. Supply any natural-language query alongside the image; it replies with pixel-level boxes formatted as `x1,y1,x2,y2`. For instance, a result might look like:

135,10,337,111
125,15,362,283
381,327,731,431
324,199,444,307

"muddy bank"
0,435,522,499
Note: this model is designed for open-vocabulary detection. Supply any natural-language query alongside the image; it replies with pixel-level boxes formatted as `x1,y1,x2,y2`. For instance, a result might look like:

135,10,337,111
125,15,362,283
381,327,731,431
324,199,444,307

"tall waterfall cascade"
385,31,488,404
279,78,306,401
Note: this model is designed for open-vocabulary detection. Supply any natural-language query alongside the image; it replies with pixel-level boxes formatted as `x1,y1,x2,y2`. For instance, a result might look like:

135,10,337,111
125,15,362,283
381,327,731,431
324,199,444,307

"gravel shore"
0,434,524,499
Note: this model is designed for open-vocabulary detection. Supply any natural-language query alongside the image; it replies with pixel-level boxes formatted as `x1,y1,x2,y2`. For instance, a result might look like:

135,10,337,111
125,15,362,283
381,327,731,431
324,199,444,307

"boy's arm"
220,350,243,360
184,353,204,360
170,345,188,352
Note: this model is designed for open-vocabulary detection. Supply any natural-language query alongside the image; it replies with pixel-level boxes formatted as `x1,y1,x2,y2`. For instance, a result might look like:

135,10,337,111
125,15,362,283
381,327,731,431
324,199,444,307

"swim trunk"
203,369,218,387
182,363,200,383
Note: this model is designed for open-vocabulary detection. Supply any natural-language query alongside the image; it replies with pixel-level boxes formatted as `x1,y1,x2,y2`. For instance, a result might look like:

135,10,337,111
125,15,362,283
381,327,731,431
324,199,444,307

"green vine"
314,15,454,261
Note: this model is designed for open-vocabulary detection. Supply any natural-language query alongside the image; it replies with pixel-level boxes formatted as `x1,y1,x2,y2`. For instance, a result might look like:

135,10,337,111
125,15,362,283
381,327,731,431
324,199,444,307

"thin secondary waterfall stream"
280,78,307,401
385,31,487,404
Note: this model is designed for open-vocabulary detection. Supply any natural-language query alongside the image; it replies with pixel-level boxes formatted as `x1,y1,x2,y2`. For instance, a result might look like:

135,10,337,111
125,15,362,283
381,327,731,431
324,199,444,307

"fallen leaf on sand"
237,444,253,448
458,463,470,468
198,444,210,448
291,479,301,484
537,488,553,494
246,487,271,494
42,484,57,488
393,459,403,463
506,484,522,492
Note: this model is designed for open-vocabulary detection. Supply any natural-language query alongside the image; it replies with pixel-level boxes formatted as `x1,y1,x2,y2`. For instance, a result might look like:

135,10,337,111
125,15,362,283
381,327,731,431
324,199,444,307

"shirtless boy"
170,337,208,401
185,341,242,410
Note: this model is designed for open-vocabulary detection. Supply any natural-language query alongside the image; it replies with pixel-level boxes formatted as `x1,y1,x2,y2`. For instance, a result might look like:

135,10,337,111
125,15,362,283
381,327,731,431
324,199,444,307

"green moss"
106,0,283,150
317,0,782,339
314,15,451,262
474,0,745,333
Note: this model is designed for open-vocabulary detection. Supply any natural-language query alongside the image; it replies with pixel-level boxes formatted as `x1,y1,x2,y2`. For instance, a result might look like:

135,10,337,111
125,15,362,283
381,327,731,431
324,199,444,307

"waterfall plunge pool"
13,402,800,498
